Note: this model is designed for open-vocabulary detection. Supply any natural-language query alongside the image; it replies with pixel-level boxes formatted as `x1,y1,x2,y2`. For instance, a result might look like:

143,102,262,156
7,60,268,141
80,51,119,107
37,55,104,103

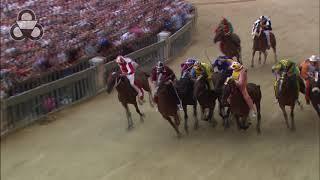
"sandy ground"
1,0,319,180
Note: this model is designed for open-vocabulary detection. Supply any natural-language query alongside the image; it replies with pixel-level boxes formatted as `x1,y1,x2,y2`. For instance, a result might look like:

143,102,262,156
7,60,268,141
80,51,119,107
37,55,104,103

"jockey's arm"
236,69,247,87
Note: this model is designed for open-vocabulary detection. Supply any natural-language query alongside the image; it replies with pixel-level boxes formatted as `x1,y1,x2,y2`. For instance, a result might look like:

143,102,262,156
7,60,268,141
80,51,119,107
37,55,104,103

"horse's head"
221,78,236,106
194,75,208,97
213,26,224,43
212,72,227,93
106,71,120,93
278,71,289,96
176,74,193,95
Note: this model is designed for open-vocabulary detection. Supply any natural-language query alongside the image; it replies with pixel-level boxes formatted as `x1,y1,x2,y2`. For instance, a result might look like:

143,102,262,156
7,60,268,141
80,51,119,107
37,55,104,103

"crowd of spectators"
0,0,194,98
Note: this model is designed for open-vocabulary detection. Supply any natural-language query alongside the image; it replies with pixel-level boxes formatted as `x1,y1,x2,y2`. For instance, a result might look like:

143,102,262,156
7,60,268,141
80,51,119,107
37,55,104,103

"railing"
0,12,197,136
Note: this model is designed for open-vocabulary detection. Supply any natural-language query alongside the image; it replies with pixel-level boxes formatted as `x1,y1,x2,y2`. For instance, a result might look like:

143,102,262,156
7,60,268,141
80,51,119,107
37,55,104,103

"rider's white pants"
264,30,271,46
127,74,143,97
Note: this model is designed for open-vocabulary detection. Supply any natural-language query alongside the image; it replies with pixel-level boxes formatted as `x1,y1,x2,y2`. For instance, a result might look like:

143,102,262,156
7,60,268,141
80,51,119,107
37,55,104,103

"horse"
175,72,199,133
106,71,151,130
213,26,242,63
251,24,277,67
156,80,182,137
221,79,262,134
309,73,320,118
211,72,231,128
276,72,304,131
194,75,218,126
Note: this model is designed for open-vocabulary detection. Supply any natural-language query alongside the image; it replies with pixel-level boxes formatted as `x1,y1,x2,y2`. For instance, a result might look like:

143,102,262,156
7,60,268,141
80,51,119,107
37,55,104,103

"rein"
114,76,122,88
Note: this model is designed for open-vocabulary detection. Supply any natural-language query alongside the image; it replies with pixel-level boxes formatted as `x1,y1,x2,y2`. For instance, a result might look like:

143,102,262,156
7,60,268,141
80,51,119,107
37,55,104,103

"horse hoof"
212,121,218,128
257,129,261,135
127,125,134,131
177,133,182,138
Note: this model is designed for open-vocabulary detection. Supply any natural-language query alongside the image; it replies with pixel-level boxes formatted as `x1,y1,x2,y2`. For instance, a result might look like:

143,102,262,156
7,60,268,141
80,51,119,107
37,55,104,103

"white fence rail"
0,12,197,136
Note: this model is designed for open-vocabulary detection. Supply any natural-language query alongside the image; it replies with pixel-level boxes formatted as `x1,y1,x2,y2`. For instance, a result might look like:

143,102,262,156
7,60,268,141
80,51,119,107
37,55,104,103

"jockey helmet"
230,61,243,71
308,55,317,62
186,57,197,64
116,56,125,64
259,16,266,20
156,61,164,72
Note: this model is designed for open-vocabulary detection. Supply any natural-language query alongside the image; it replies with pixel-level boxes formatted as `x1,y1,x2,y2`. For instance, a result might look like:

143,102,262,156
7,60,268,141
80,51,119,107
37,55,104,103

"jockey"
300,55,320,104
228,61,257,118
212,56,234,77
219,18,234,36
180,57,197,77
151,61,182,110
191,61,214,91
116,55,144,102
252,16,272,48
272,59,301,101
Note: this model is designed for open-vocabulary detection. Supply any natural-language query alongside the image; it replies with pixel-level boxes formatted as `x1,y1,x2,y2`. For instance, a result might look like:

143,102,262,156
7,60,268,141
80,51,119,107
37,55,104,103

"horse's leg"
273,47,278,63
134,102,145,123
280,105,290,129
251,50,256,68
162,114,181,138
183,104,189,134
290,104,296,131
200,106,205,121
148,91,154,108
258,51,262,64
242,117,250,130
122,103,133,130
193,103,199,130
234,115,241,130
256,102,262,135
174,113,181,127
208,107,217,127
263,51,268,65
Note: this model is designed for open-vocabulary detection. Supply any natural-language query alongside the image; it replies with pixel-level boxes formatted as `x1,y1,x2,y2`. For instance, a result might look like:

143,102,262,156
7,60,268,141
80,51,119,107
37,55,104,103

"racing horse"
276,71,305,131
175,72,199,134
106,71,152,130
221,79,262,134
194,75,218,126
309,72,320,118
251,24,277,67
213,26,242,63
156,80,182,137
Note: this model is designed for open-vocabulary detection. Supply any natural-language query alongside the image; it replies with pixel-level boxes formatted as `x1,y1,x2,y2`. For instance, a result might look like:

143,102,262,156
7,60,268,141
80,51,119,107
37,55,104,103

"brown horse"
309,74,320,118
175,74,199,133
194,75,218,126
156,80,182,137
106,71,151,130
211,72,231,128
221,79,262,134
251,25,277,67
213,26,242,63
276,72,304,131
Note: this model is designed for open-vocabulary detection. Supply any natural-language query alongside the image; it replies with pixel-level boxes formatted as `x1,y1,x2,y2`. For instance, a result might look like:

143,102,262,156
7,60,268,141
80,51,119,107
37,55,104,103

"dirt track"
1,0,319,180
